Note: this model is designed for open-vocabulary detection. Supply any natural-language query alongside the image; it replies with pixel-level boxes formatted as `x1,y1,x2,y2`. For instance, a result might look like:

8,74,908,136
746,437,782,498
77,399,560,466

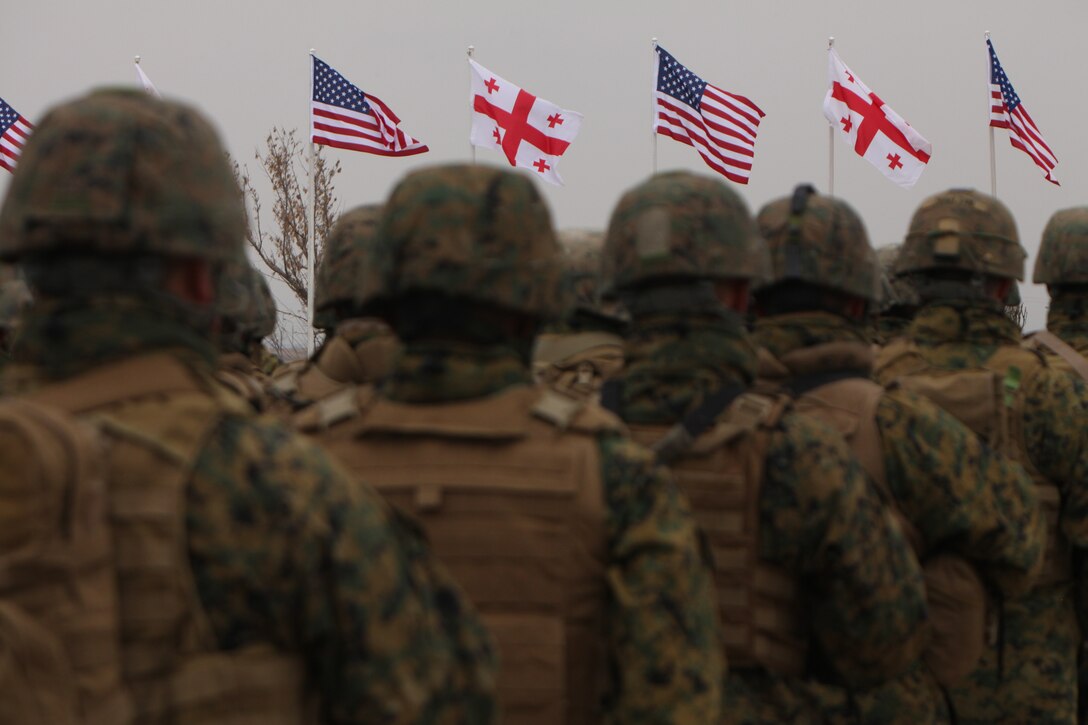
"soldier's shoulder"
765,407,865,503
197,409,378,514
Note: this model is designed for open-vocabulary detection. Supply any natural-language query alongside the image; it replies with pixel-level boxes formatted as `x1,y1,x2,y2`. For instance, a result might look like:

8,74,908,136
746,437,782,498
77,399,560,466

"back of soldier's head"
549,229,627,335
0,88,246,314
358,164,563,345
600,171,766,317
218,263,277,353
896,189,1025,304
752,185,877,321
1035,207,1088,298
314,204,383,331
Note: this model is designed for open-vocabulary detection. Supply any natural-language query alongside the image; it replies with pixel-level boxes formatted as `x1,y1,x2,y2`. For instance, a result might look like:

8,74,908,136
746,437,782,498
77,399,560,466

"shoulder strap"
28,353,205,414
653,384,747,465
1029,330,1088,382
787,368,871,397
598,379,623,415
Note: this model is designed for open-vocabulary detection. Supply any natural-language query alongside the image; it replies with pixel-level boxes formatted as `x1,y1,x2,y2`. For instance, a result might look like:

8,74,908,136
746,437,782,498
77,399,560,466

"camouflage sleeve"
877,390,1045,595
1023,370,1088,548
598,433,723,725
761,413,928,688
186,414,496,725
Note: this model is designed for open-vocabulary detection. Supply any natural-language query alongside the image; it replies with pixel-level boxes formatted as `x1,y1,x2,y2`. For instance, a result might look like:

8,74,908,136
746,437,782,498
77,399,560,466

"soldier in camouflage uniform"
0,89,496,724
873,244,919,345
875,189,1088,724
295,164,723,724
0,264,30,364
268,205,399,413
1026,208,1088,724
531,229,626,399
1026,207,1088,380
597,171,928,724
752,186,1045,724
215,261,279,410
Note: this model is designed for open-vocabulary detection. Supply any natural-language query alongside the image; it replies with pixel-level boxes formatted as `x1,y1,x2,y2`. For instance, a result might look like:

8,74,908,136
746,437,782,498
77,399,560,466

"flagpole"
306,48,317,357
651,37,658,175
986,31,997,197
827,36,835,196
467,45,477,165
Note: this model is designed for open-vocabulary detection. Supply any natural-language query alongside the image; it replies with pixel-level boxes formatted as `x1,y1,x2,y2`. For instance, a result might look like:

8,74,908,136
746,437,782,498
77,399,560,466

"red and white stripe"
655,83,764,185
0,116,33,174
990,84,1058,185
311,96,427,158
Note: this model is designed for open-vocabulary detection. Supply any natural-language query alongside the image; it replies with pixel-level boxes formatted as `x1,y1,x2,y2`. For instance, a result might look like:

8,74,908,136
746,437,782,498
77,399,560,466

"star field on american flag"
313,58,371,115
657,49,708,110
309,54,428,157
0,96,33,174
653,46,765,185
987,39,1057,185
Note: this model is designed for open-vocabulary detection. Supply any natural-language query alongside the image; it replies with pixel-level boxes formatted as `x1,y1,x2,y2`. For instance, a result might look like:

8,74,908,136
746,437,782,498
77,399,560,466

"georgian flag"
823,48,931,189
469,59,583,186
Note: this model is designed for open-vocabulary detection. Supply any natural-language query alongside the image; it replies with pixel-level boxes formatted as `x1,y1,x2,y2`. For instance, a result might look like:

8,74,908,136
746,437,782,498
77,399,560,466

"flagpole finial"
467,45,475,59
309,48,316,56
985,31,991,39
828,36,835,49
134,55,141,64
652,37,658,47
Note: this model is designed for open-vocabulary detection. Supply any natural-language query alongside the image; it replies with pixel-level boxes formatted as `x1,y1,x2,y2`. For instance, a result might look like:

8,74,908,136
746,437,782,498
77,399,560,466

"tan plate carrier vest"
626,392,807,676
3,353,310,725
878,339,1070,587
787,375,988,686
297,384,619,725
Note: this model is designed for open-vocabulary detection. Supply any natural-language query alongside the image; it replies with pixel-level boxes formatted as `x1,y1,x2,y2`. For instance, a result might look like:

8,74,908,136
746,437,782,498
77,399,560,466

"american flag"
653,46,765,185
0,97,33,175
988,39,1058,185
310,55,427,157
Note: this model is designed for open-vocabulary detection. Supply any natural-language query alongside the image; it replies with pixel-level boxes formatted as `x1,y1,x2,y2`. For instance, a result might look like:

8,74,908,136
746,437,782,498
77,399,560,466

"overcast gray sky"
4,1,1084,330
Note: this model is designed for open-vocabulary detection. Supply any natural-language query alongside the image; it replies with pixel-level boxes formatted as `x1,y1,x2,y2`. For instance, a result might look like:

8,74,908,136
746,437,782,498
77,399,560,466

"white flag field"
823,48,931,189
468,59,582,186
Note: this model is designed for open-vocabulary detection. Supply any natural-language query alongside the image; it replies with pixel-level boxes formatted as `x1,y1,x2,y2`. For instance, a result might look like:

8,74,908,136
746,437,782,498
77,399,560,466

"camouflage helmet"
0,89,246,264
357,164,563,318
1034,207,1088,285
314,204,382,328
754,185,879,301
601,171,766,294
875,244,920,311
896,189,1025,281
219,263,276,347
559,229,605,309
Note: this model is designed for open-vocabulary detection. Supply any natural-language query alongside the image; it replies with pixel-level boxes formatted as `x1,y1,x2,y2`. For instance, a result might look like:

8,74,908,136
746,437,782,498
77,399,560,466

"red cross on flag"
823,48,932,189
469,59,583,186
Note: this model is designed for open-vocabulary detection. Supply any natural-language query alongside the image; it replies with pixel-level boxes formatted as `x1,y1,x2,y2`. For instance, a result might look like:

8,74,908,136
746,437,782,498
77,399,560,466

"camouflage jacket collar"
616,313,756,424
908,301,1021,348
382,341,531,403
754,312,873,382
1046,296,1088,353
15,297,216,383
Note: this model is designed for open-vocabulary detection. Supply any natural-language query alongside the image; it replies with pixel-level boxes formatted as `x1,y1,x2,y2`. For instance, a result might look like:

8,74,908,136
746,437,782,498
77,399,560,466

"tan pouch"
921,553,988,686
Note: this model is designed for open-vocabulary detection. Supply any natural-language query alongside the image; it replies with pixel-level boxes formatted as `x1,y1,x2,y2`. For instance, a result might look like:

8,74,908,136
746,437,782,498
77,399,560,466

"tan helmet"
600,171,766,295
357,164,563,319
754,185,879,301
895,189,1025,281
0,89,246,264
1034,206,1088,285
